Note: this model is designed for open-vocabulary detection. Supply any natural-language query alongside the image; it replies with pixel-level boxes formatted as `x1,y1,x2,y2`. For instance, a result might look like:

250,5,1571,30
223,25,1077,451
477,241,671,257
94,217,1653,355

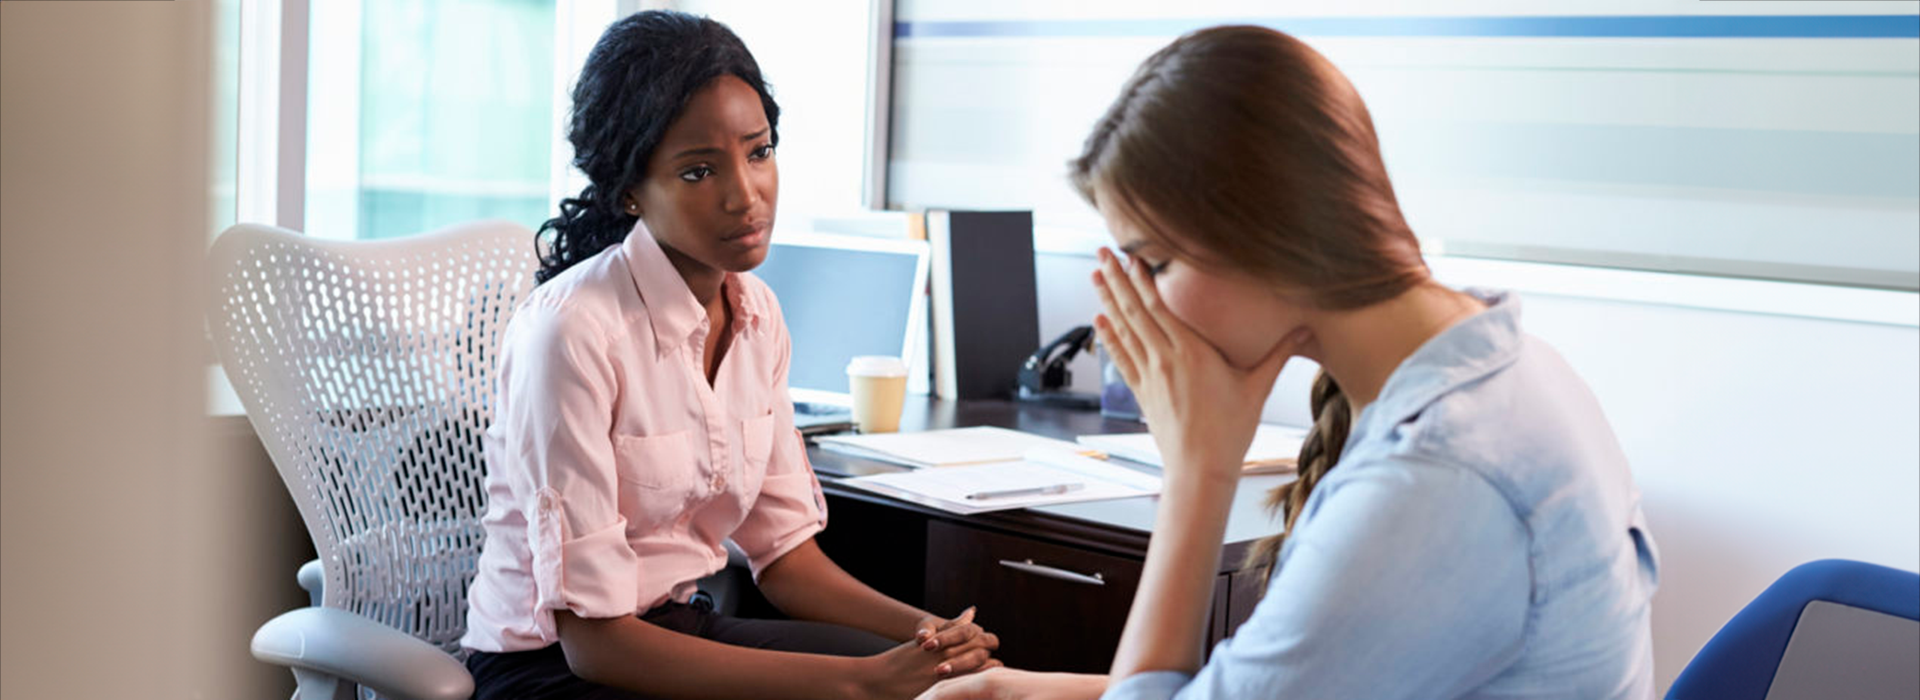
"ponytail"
535,185,636,284
1243,369,1353,589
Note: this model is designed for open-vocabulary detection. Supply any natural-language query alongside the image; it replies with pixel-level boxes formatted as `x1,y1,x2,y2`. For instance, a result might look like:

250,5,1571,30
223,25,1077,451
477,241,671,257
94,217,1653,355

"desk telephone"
1016,325,1101,409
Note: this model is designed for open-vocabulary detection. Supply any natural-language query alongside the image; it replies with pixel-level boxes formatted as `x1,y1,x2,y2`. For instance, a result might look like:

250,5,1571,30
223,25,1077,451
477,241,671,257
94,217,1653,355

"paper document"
841,451,1159,515
1021,446,1162,492
1077,424,1308,473
816,426,1084,469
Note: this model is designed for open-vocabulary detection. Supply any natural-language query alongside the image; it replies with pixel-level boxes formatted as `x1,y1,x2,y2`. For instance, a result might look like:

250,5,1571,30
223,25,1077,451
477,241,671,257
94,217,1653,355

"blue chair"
1666,559,1919,700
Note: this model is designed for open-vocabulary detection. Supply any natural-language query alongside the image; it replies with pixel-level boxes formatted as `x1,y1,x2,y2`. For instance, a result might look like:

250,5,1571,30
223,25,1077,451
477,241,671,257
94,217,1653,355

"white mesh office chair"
207,220,538,700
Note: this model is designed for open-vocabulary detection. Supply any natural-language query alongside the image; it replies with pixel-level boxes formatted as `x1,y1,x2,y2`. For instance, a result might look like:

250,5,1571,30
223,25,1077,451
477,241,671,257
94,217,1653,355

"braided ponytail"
1242,370,1353,589
536,186,637,284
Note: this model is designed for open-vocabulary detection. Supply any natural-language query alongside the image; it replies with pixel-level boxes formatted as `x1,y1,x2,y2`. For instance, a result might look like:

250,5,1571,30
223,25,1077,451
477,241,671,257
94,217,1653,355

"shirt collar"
1347,288,1525,448
620,220,766,359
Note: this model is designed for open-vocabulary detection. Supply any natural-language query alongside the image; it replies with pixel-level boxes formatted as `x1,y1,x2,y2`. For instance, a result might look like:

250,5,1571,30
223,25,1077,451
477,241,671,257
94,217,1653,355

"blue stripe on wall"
896,15,1920,40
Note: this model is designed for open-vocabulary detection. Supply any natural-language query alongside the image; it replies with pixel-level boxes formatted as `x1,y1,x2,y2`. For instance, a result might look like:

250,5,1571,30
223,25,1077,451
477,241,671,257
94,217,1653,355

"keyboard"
793,401,855,436
795,401,849,417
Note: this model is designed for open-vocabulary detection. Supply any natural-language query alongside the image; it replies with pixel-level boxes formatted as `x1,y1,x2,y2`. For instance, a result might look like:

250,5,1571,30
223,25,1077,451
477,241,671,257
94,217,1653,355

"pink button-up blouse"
462,222,827,653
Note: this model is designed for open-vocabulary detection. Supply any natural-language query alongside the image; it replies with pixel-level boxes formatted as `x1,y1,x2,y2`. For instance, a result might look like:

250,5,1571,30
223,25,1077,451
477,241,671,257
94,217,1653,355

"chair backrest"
1666,558,1920,700
207,221,538,655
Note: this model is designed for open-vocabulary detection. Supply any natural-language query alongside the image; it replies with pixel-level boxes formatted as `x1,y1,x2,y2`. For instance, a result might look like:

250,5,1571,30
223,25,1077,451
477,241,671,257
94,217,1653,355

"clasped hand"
862,607,1001,698
912,606,1000,677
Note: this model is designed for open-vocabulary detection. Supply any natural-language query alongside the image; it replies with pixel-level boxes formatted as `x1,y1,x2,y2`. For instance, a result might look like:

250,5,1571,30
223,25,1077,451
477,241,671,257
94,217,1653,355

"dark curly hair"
536,11,780,284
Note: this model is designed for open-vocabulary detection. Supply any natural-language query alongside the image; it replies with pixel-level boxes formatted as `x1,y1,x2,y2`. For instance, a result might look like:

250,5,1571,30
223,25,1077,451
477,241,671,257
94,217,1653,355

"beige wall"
1,1,268,696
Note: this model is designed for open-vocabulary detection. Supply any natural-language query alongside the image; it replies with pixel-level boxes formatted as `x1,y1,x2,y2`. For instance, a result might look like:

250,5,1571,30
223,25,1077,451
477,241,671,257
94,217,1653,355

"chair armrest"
251,607,473,700
724,538,749,568
695,539,755,616
297,559,324,607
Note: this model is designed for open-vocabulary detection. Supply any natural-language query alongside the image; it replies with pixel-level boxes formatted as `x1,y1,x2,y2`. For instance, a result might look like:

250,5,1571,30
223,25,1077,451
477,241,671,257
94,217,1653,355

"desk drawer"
925,520,1144,673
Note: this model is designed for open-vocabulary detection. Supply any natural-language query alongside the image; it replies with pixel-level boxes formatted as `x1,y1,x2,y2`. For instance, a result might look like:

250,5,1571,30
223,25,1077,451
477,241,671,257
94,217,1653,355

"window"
229,0,634,241
882,3,1920,291
307,0,557,240
212,0,241,234
228,0,879,244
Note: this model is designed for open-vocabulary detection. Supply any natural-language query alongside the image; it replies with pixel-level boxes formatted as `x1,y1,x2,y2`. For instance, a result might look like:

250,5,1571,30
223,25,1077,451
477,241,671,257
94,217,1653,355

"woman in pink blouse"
461,12,998,699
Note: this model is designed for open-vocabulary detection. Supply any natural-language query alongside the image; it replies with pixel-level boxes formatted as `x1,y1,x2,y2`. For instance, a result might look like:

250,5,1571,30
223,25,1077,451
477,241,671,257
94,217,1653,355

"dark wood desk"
802,396,1291,674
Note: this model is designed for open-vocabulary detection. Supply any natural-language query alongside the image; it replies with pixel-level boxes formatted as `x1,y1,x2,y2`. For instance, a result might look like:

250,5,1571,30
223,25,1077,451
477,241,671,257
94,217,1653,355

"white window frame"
1424,255,1918,328
235,0,306,231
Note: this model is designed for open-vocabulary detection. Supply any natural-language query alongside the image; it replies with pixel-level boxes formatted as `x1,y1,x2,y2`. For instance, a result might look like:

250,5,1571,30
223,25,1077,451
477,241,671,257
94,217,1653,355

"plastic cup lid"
845,355,908,377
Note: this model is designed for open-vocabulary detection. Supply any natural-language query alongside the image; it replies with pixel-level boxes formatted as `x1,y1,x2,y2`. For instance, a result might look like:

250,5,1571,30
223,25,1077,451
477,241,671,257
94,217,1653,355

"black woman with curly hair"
461,12,998,699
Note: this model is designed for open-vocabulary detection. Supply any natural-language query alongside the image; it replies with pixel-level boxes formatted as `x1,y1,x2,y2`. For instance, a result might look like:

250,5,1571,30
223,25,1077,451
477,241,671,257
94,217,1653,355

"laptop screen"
751,233,928,403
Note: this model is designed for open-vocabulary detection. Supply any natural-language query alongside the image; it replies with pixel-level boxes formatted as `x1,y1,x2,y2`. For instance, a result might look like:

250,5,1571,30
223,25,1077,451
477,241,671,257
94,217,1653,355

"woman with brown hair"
922,24,1659,700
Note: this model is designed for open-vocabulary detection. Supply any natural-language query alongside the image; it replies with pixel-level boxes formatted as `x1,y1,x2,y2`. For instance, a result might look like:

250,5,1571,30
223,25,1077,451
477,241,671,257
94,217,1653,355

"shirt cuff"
736,469,830,578
529,488,639,620
746,518,824,580
1100,671,1194,700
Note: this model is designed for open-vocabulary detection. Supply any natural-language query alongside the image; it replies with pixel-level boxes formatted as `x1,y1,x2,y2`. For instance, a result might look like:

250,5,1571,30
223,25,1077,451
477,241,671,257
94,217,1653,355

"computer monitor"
752,232,929,405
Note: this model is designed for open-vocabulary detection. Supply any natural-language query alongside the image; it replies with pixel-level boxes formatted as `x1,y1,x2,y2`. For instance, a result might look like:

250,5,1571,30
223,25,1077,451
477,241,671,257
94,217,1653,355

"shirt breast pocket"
613,430,694,534
740,412,777,487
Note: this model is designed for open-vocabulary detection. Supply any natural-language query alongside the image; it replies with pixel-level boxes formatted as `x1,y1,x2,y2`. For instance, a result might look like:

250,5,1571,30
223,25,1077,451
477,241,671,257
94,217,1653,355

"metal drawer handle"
998,558,1106,586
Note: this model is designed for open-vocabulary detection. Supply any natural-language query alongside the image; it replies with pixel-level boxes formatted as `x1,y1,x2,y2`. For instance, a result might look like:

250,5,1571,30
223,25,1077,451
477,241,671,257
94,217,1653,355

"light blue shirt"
1105,290,1660,700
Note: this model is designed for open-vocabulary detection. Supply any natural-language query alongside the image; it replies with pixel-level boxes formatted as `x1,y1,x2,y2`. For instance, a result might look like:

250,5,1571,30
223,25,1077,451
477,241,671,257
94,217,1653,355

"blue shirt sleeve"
1102,458,1532,700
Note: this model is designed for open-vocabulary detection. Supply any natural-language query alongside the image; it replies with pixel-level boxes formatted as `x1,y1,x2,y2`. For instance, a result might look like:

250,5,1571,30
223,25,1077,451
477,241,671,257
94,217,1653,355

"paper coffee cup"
846,356,909,434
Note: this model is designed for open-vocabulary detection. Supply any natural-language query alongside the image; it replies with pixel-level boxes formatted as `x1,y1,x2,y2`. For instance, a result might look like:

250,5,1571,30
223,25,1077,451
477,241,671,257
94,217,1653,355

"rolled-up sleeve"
729,313,827,577
1103,672,1193,699
1103,460,1531,700
496,307,640,621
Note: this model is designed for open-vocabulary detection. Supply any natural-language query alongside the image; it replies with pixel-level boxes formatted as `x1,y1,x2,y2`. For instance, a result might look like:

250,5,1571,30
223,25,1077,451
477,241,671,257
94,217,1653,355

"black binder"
927,210,1039,399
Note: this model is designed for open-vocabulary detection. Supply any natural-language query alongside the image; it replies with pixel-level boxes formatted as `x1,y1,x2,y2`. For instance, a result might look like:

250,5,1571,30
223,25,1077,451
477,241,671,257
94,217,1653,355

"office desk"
805,395,1291,674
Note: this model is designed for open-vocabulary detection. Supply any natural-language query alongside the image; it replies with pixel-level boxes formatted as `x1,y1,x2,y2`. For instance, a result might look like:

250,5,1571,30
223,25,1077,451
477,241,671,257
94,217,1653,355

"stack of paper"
816,426,1085,469
845,459,1151,515
1076,424,1308,474
834,435,1164,515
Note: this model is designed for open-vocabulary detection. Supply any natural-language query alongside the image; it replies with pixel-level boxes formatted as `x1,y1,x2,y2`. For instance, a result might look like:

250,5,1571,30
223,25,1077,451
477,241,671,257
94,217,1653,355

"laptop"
751,231,930,436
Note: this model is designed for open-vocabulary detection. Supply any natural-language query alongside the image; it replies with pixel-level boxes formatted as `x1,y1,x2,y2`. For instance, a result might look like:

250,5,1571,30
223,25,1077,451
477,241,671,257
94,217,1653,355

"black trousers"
465,596,896,700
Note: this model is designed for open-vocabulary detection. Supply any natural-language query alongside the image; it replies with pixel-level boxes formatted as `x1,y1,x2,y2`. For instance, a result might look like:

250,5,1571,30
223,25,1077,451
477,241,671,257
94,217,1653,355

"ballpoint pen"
965,482,1085,500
